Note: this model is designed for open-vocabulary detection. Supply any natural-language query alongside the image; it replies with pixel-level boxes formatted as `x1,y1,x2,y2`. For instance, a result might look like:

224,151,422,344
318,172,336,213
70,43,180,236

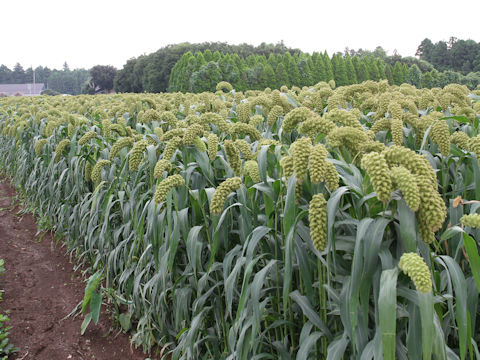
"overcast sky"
2,0,479,70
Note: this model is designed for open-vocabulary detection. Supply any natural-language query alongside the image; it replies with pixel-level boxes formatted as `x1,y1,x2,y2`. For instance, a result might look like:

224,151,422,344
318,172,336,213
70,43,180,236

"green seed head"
324,161,339,191
309,194,328,251
290,137,312,183
236,102,251,123
390,118,403,146
162,136,182,161
390,166,420,211
282,107,312,133
102,119,111,137
416,175,447,232
154,174,185,204
383,145,436,185
78,131,98,145
129,139,149,171
34,139,48,155
361,152,392,203
398,252,432,293
280,155,294,179
210,177,242,215
230,122,262,142
110,123,126,136
431,120,451,156
84,161,92,182
460,213,480,228
267,105,284,127
207,133,219,161
450,131,470,151
183,124,205,145
298,113,337,138
224,140,242,175
153,159,171,179
243,160,261,183
216,81,233,92
234,139,253,160
309,144,328,184
109,137,134,159
371,118,391,134
54,139,71,163
91,159,111,183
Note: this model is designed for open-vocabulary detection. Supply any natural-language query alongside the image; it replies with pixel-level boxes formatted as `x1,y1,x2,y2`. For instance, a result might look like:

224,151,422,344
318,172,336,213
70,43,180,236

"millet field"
1,79,480,359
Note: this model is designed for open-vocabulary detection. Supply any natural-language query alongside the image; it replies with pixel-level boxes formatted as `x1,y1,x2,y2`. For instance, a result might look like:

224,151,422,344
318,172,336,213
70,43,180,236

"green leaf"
118,313,131,332
378,268,398,360
397,199,417,252
296,331,323,360
463,233,480,293
89,291,102,325
81,313,92,335
326,333,349,360
438,256,468,360
81,271,102,314
418,291,434,360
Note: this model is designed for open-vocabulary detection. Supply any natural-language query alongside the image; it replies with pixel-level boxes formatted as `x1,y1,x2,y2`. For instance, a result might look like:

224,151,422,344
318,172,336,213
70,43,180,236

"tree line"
0,62,89,95
113,42,302,93
416,37,480,74
168,50,403,92
0,63,117,95
168,50,480,93
2,38,479,95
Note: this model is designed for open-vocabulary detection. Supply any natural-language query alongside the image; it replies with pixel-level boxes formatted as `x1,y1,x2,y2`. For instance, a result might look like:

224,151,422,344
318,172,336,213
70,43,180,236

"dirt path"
0,177,152,360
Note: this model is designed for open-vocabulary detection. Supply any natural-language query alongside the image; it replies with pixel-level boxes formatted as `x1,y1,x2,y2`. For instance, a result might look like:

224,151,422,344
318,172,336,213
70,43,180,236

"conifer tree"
385,63,394,85
345,54,357,85
357,59,370,82
262,64,276,89
376,59,386,79
284,52,300,86
333,55,348,86
312,52,326,82
407,64,422,88
276,62,289,88
392,62,404,85
323,52,334,81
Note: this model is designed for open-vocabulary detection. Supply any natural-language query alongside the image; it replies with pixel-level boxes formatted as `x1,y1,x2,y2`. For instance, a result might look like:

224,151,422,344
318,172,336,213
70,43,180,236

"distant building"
0,83,46,96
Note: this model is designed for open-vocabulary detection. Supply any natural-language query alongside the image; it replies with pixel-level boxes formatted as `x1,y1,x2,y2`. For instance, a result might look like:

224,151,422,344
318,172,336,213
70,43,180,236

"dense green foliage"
0,259,16,359
114,41,301,93
416,37,480,74
83,65,117,94
1,78,480,359
168,51,391,92
0,62,89,95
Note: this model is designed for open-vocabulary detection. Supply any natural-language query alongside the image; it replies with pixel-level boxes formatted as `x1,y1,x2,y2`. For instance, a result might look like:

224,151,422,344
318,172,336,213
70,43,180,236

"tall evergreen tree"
385,63,394,85
262,64,276,89
312,53,326,83
367,57,380,81
392,62,404,85
333,55,348,86
284,52,300,86
0,65,12,84
323,52,334,81
357,59,370,82
275,62,288,89
12,63,26,84
345,54,357,84
376,59,386,79
407,64,422,88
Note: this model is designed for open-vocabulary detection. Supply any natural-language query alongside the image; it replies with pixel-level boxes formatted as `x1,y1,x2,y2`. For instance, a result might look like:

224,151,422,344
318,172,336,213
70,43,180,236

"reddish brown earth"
0,177,155,360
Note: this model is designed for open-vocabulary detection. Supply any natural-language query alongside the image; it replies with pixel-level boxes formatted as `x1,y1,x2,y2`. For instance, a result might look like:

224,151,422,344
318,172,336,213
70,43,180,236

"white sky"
2,0,479,70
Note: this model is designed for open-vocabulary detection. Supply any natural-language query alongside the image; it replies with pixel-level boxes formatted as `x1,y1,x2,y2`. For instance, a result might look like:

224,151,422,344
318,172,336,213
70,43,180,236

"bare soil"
0,177,152,360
